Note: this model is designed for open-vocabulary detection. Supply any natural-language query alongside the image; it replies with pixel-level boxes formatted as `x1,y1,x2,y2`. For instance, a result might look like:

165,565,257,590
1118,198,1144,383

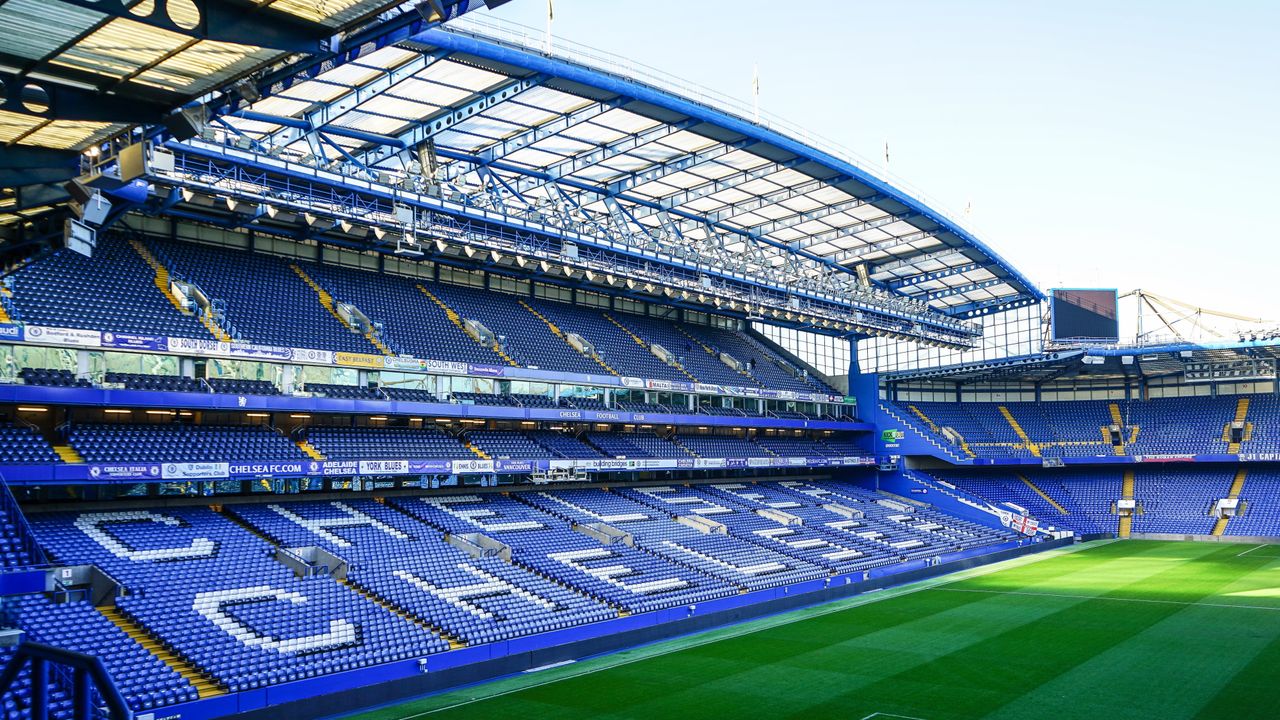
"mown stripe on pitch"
879,542,1272,720
1191,622,1280,720
336,545,1101,720
793,543,1227,720
504,546,1166,719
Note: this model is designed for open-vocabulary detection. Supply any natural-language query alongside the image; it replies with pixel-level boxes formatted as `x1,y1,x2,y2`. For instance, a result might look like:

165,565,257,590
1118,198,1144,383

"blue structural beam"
231,110,408,149
470,98,628,170
160,143,976,340
888,262,983,290
0,146,82,187
258,50,454,152
947,295,1042,318
509,117,702,195
746,193,890,237
920,278,1007,303
358,74,548,168
204,0,491,122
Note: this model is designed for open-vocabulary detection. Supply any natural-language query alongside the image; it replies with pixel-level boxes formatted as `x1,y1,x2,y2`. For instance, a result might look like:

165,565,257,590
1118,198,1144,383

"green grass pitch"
340,541,1280,720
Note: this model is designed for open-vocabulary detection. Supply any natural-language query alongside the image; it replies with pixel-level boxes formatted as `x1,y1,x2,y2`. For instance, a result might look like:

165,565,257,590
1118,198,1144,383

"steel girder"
155,142,978,343
358,74,548,169
255,50,454,153
505,117,703,195
888,261,982,289
440,97,629,182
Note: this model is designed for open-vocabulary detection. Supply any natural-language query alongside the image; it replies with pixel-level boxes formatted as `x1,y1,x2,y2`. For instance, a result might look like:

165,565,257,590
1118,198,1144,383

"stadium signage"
101,333,168,351
467,364,506,377
88,464,161,480
335,352,386,369
358,460,409,474
1135,454,1196,463
40,453,878,486
1,324,853,405
161,462,228,480
228,462,305,477
25,325,101,348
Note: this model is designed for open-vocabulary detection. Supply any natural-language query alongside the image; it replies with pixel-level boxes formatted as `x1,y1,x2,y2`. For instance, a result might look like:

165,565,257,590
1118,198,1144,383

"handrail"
0,642,131,720
0,473,47,568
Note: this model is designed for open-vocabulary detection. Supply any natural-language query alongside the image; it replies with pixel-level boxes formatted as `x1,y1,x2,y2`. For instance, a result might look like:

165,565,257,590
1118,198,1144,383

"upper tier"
885,396,1280,459
3,234,836,396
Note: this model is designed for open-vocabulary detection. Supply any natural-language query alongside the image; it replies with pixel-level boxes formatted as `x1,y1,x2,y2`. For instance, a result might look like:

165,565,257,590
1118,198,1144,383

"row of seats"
932,467,1280,537
0,423,860,466
67,424,306,464
892,397,1280,458
4,235,835,392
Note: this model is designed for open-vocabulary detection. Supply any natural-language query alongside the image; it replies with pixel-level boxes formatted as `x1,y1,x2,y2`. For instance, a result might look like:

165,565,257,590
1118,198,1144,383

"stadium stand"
4,7,1276,719
886,398,1280,459
0,239,838,398
6,234,210,340
66,424,306,464
303,427,471,460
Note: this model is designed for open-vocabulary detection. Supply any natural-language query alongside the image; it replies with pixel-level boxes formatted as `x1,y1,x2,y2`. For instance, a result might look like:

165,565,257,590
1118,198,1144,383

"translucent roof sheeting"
0,0,414,151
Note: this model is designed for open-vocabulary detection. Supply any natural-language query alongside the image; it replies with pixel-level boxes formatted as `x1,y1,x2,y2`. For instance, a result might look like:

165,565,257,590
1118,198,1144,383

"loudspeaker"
80,192,111,226
164,106,208,141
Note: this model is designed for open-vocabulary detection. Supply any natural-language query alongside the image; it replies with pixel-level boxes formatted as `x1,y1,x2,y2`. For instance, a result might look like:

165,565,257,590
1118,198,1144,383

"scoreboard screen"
1051,288,1119,341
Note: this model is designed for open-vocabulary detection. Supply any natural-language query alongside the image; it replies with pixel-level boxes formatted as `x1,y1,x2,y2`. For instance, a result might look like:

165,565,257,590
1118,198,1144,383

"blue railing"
0,473,47,570
0,642,130,720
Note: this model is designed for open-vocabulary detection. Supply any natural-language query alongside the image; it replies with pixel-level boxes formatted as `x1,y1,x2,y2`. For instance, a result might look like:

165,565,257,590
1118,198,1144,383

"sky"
485,0,1280,332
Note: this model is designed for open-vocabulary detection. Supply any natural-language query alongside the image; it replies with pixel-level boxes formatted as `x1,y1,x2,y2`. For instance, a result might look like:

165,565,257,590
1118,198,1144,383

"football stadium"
0,1,1276,719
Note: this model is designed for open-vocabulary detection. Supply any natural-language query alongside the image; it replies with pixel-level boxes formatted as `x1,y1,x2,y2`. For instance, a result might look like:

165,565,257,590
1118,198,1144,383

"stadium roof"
200,14,1042,322
0,0,425,152
0,0,495,217
882,338,1280,385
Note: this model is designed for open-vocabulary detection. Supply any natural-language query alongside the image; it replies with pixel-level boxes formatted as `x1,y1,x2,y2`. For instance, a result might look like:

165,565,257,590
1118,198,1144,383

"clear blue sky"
487,0,1280,327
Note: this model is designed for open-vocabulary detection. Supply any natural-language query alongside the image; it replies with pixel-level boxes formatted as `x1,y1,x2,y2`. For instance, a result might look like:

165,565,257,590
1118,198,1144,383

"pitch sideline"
349,540,1109,720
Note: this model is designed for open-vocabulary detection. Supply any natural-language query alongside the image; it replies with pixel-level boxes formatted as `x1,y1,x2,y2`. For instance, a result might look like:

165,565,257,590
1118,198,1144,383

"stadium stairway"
1119,470,1135,538
129,238,231,342
880,404,970,462
1213,468,1249,536
463,439,490,460
416,285,517,366
1225,398,1252,454
40,425,86,463
1016,475,1069,515
517,300,619,376
998,406,1041,457
52,444,83,463
1104,403,1127,455
290,264,389,356
100,606,227,699
674,325,756,384
908,404,977,459
603,313,698,383
296,440,326,460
